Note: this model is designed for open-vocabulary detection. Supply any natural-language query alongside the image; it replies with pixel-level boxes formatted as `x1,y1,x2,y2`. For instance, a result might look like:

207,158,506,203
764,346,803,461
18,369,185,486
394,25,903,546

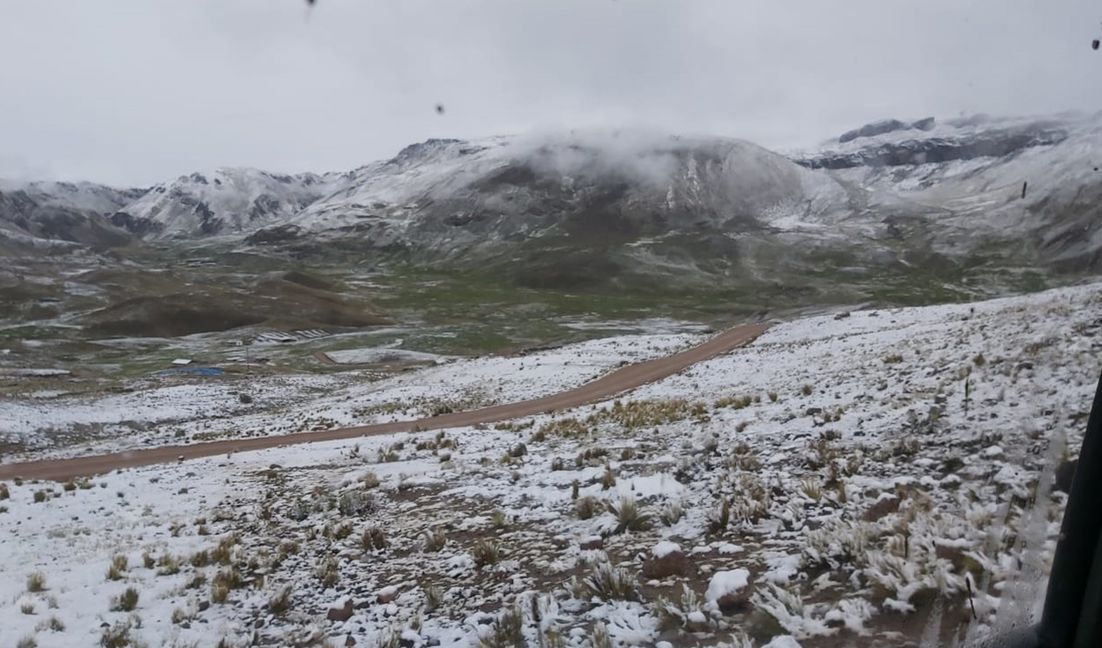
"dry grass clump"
111,587,139,612
16,636,36,648
315,556,339,588
26,571,46,592
538,417,589,438
21,601,35,614
660,500,684,526
0,482,9,500
471,540,501,568
575,496,599,520
268,586,292,616
422,528,447,552
422,583,444,611
157,553,181,575
476,605,523,648
362,526,388,551
581,562,639,601
714,394,754,410
882,354,904,364
608,497,652,534
106,554,128,581
100,620,133,648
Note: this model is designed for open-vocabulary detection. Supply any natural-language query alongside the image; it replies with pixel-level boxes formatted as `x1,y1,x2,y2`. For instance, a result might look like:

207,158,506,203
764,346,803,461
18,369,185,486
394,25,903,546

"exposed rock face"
800,120,1067,169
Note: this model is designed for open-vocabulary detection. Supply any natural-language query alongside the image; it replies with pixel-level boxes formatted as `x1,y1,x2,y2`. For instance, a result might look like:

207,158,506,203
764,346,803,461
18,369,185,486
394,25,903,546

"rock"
706,568,751,613
327,598,354,622
579,535,604,550
862,494,900,522
642,541,691,579
198,600,210,612
376,586,399,604
345,635,356,647
1054,458,1078,493
762,636,803,648
833,311,851,320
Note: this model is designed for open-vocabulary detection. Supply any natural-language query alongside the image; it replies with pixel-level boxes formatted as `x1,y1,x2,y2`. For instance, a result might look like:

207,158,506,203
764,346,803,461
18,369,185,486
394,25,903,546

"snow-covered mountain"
0,179,144,252
112,168,347,238
3,111,1101,293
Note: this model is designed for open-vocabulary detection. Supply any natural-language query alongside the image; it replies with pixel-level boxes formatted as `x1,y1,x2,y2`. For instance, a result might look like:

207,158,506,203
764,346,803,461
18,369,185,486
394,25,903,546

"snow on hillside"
118,168,345,238
1,333,702,458
1,282,1098,647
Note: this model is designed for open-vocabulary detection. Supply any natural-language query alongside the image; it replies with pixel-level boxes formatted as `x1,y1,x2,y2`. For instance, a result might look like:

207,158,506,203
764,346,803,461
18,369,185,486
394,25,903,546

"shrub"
44,616,64,631
16,637,36,648
476,605,523,648
0,483,9,499
210,582,230,604
549,457,565,471
600,466,616,490
422,583,443,611
490,510,508,529
422,528,446,552
157,553,180,575
575,496,599,520
339,490,375,516
21,601,35,614
315,556,339,587
190,550,210,568
973,353,986,366
471,540,501,568
26,571,46,592
509,443,527,458
800,384,814,396
363,526,388,551
582,562,639,601
211,534,238,565
882,354,904,364
100,620,132,648
112,587,139,612
707,499,731,535
141,552,155,569
360,472,380,489
607,497,651,534
185,573,207,590
268,586,292,616
768,391,779,402
660,500,684,526
33,490,48,503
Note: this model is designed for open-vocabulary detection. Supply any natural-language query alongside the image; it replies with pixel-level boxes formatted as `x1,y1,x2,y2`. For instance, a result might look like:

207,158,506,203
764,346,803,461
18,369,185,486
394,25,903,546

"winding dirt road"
0,322,769,482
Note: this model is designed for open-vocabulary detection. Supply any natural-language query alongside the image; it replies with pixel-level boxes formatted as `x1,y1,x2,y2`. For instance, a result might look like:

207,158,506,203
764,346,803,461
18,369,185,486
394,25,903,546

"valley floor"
1,282,1100,648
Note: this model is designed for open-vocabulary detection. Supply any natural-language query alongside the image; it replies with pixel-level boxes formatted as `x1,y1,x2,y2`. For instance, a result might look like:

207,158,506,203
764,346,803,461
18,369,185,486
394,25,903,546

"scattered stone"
376,586,399,604
706,568,751,613
327,598,354,622
579,536,603,550
642,541,691,579
863,494,900,522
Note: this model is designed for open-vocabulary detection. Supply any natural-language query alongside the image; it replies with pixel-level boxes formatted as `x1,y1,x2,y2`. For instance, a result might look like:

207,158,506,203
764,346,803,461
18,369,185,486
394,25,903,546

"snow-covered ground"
1,333,700,458
1,282,1100,648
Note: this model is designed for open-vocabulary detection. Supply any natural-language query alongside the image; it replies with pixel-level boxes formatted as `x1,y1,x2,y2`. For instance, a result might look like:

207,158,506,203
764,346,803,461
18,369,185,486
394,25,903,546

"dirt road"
0,322,769,482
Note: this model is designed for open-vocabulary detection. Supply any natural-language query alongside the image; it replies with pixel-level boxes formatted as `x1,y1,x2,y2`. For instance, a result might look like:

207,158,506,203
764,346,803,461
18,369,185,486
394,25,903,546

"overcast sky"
1,0,1100,186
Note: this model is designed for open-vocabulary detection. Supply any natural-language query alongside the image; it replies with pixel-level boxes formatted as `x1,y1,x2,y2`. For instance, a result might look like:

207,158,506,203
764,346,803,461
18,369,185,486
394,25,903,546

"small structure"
171,358,193,366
